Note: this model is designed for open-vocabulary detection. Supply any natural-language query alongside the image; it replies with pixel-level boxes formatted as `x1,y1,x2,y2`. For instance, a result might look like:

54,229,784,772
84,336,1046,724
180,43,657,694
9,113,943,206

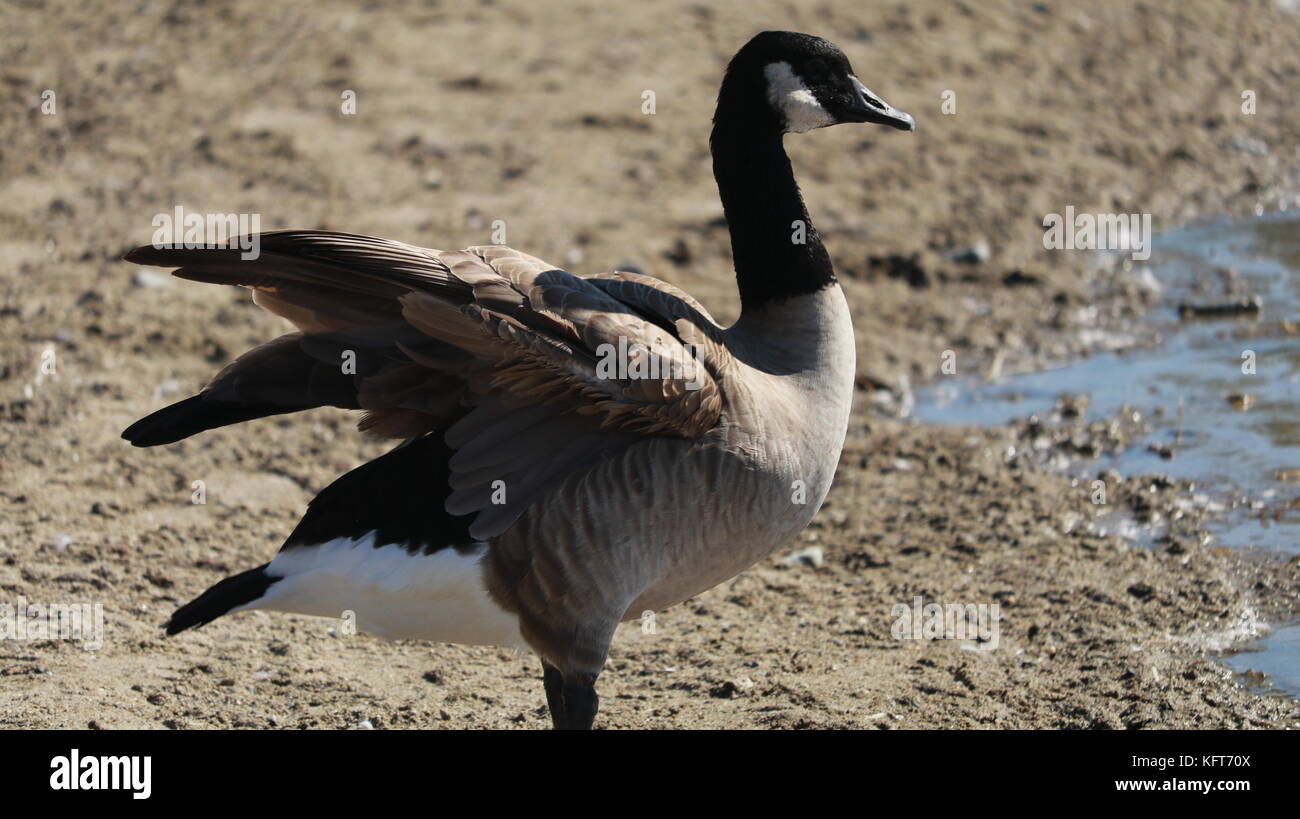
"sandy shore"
2,0,1298,728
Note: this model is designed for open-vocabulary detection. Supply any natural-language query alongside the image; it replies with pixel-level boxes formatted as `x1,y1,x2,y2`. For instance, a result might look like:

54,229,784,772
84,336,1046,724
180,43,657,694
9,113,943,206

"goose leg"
541,661,567,725
542,664,599,730
555,674,599,730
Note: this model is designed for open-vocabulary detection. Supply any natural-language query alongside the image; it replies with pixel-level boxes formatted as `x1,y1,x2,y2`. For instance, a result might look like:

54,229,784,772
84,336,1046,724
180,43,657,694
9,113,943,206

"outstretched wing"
123,230,729,538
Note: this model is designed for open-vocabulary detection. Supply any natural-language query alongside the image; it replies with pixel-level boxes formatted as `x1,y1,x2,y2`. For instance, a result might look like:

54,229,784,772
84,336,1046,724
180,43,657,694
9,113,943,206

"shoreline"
896,202,1300,708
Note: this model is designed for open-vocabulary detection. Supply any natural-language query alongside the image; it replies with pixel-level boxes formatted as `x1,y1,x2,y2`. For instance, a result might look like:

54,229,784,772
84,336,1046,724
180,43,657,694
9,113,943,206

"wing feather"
124,230,734,538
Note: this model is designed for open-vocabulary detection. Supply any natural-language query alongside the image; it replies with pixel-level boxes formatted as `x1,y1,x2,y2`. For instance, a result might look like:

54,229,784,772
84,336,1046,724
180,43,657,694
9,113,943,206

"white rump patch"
764,61,835,133
245,534,525,648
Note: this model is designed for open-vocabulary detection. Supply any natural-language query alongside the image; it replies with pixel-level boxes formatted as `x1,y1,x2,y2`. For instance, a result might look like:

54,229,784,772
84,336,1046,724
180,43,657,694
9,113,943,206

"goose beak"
844,76,915,131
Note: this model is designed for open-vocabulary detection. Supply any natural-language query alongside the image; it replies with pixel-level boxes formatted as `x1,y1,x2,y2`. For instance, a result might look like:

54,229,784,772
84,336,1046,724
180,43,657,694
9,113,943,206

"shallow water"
914,213,1300,697
1221,622,1300,699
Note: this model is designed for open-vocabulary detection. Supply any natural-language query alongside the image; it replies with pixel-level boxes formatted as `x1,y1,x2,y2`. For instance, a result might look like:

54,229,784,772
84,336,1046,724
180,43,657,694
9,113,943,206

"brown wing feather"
125,230,735,538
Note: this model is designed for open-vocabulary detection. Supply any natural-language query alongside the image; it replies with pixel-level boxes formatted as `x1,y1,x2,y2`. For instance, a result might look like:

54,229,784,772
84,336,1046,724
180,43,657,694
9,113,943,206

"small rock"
1226,393,1257,411
1147,443,1175,460
1222,136,1268,157
664,238,693,266
781,545,824,569
1177,296,1261,318
868,253,928,288
947,240,990,265
1002,269,1040,287
1056,393,1089,419
708,677,755,698
1127,583,1156,601
131,270,174,289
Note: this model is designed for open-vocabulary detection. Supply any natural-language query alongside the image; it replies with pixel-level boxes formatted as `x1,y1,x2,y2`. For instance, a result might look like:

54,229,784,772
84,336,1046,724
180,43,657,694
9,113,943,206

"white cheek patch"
764,61,835,133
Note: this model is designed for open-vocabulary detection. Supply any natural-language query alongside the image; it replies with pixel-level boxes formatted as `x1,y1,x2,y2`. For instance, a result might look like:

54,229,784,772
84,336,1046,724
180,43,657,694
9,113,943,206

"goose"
121,30,914,729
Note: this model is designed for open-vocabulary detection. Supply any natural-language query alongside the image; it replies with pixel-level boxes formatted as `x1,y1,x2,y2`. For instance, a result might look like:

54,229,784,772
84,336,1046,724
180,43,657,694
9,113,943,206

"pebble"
1176,296,1261,318
1222,136,1268,157
1225,393,1257,411
781,545,824,569
131,270,174,289
947,239,990,265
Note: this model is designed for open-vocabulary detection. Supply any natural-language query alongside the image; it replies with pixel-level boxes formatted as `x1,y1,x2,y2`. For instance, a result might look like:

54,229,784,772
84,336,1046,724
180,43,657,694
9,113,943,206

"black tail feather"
123,395,310,447
165,564,278,635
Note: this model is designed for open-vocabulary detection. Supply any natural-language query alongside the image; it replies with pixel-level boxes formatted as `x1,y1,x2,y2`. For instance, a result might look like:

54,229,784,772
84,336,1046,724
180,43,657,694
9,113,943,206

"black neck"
710,117,835,314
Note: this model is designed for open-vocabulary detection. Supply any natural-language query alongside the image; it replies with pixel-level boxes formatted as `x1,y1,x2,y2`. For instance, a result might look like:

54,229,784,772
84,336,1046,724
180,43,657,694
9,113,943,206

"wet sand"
2,0,1298,728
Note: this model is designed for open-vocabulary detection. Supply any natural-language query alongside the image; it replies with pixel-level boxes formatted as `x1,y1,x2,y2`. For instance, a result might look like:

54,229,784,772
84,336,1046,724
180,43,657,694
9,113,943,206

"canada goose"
122,30,914,729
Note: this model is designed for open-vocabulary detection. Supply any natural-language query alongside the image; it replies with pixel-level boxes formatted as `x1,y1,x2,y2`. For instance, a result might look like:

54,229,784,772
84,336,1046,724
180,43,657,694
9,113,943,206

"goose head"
717,30,915,135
